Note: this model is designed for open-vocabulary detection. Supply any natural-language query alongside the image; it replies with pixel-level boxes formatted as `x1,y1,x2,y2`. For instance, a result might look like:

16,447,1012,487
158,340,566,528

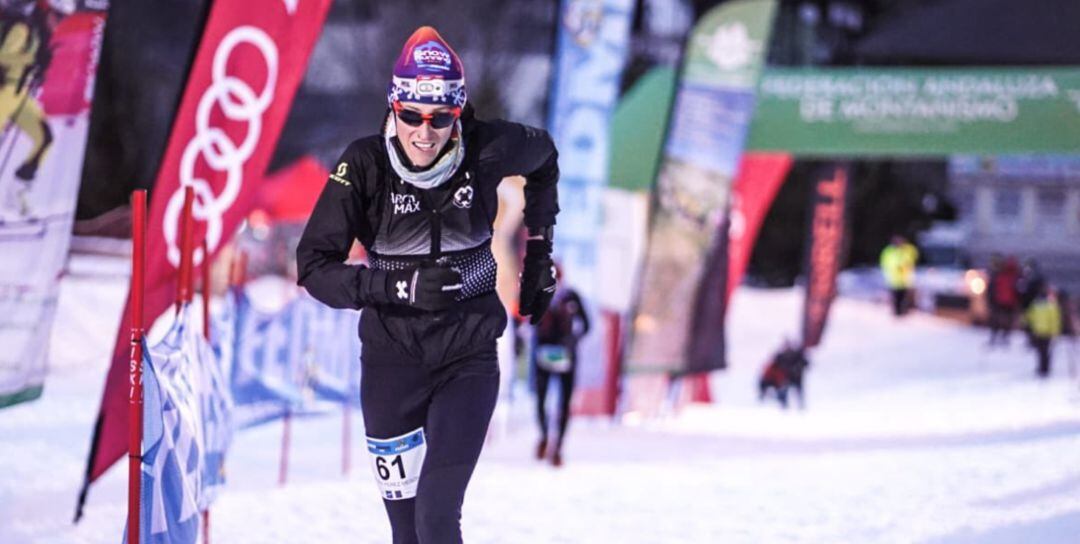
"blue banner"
129,306,234,543
213,289,360,429
547,0,634,389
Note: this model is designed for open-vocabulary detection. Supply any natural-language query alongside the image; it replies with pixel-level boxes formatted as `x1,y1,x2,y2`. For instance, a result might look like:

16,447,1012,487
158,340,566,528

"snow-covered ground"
3,277,1080,543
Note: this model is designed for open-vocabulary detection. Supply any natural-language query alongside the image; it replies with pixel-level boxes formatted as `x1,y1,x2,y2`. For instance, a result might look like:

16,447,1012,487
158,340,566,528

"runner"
296,26,559,544
531,270,589,467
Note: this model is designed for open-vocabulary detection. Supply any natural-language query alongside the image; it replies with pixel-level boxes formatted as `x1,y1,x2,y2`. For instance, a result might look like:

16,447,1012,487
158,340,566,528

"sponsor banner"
548,0,633,286
214,289,360,429
626,0,777,373
748,67,1080,156
802,164,850,347
725,152,793,303
87,0,330,483
126,306,233,544
0,3,108,409
547,0,634,405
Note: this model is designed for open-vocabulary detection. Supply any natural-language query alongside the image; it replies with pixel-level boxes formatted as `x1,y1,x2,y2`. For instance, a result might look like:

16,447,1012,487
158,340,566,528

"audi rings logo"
163,26,279,267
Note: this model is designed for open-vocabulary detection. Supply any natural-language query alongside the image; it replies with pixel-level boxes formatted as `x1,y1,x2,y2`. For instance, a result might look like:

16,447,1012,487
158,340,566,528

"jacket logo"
396,280,409,300
330,162,351,186
391,193,421,215
453,186,473,209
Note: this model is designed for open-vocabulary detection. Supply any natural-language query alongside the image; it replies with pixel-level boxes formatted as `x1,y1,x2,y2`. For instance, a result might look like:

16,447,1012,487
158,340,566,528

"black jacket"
296,107,558,311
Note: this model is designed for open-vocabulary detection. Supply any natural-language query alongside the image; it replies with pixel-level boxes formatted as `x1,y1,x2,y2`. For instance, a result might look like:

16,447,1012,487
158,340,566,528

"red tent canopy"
254,156,328,223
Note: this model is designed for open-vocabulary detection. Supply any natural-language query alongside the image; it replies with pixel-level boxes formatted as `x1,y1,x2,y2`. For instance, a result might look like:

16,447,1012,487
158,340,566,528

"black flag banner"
802,163,851,348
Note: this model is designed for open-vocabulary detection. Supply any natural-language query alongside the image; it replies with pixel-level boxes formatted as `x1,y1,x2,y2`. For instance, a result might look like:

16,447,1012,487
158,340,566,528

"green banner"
747,67,1080,156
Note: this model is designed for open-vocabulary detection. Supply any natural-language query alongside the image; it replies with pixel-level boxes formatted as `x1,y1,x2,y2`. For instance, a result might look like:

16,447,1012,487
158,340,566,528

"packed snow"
2,273,1079,543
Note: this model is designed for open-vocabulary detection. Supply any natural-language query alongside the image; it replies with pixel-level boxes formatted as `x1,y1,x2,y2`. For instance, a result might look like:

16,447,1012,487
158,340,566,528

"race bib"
536,345,571,373
367,427,427,501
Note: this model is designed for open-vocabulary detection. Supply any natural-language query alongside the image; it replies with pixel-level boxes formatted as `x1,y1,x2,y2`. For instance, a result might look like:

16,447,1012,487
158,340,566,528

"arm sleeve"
296,147,392,309
499,122,560,229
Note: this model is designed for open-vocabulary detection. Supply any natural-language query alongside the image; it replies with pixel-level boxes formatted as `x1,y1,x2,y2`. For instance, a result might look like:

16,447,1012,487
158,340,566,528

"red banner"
802,164,850,348
726,153,793,303
83,0,330,485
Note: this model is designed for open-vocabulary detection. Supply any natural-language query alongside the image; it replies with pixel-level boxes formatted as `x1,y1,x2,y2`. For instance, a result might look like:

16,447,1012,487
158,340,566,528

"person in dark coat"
530,271,589,468
1017,258,1047,347
758,339,811,410
296,26,559,544
986,255,1021,346
1058,290,1077,378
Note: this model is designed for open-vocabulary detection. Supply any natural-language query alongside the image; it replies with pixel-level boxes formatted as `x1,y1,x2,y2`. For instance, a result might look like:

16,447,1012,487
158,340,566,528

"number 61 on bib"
367,427,427,500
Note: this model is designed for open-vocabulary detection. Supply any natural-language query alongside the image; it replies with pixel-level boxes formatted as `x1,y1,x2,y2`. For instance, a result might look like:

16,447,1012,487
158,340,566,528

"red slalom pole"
239,251,248,286
202,240,211,341
603,311,622,418
127,190,147,544
229,250,248,290
200,241,212,544
184,192,196,305
228,251,240,290
185,227,196,304
176,186,195,312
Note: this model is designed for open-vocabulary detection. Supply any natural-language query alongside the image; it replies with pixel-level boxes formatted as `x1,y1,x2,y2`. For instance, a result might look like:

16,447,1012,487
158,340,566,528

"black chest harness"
367,147,500,301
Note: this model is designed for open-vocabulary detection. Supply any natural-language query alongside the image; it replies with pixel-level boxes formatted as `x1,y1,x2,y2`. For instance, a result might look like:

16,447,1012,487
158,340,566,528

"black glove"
386,264,462,312
519,239,557,325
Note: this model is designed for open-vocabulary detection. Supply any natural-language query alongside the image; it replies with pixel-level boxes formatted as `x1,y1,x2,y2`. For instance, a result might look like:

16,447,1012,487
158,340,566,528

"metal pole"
127,190,147,544
343,402,351,476
279,409,291,486
343,362,352,476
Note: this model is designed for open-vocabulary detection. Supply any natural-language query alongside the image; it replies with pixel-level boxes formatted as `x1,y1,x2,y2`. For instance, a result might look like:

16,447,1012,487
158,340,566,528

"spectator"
758,339,811,410
879,235,919,316
1018,258,1046,310
986,255,1021,347
1059,290,1077,378
1023,285,1062,378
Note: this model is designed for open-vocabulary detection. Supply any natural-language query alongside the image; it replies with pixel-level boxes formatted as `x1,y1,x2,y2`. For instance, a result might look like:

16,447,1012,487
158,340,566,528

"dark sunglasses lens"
429,112,456,129
397,109,425,126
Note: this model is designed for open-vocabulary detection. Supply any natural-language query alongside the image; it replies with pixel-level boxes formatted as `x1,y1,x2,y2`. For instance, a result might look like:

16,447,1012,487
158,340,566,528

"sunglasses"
393,102,461,129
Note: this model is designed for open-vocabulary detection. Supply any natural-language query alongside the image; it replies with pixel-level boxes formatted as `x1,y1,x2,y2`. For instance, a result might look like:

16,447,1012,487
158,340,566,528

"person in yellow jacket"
1024,285,1062,378
880,235,919,316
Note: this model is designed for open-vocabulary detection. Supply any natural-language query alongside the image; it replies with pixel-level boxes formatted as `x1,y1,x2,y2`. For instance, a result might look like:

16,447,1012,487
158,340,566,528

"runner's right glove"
386,264,462,312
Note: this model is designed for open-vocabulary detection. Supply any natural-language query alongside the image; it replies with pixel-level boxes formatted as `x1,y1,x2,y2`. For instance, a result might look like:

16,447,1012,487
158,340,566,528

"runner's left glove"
519,239,556,325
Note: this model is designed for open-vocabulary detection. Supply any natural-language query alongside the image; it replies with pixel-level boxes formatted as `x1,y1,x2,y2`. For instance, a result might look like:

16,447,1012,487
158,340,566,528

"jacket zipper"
429,207,442,261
